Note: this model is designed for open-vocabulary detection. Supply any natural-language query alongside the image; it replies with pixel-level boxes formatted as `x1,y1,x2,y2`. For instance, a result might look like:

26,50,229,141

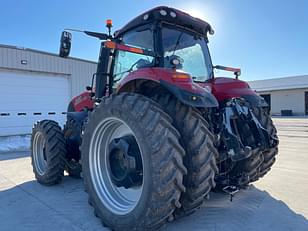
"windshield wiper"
172,32,184,56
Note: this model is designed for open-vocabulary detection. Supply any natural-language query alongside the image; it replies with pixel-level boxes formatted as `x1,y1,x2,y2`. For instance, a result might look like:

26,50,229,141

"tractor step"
222,185,239,202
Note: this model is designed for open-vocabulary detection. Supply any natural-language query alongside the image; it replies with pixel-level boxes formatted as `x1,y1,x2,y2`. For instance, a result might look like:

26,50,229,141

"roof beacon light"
160,9,167,16
106,19,113,36
170,11,177,18
106,19,113,27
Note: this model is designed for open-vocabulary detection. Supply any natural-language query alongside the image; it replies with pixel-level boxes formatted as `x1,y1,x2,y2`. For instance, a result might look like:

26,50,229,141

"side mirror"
59,31,72,58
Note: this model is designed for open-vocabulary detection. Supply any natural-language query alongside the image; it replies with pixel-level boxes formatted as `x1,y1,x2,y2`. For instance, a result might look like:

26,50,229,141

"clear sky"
1,0,307,80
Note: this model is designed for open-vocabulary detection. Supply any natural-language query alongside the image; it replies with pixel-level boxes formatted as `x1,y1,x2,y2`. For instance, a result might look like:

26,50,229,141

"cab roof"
114,6,213,38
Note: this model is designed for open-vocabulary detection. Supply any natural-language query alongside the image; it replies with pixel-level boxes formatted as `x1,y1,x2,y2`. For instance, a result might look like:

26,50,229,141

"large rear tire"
251,107,278,180
152,94,218,217
31,120,66,185
81,93,187,231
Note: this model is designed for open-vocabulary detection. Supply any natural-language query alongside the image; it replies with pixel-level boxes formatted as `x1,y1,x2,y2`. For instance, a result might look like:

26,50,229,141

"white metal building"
1,43,306,136
249,75,308,116
0,44,96,136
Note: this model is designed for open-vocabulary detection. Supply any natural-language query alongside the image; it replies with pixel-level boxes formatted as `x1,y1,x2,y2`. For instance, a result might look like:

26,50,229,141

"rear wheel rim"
89,117,144,215
33,132,47,175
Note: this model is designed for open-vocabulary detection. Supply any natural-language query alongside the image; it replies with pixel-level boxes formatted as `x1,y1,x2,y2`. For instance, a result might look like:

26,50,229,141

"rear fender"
117,68,218,108
159,80,218,107
205,77,268,108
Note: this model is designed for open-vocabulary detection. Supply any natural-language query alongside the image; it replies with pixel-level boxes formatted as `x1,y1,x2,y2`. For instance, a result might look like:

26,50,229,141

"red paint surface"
117,67,210,95
71,92,94,112
69,70,258,111
198,77,257,101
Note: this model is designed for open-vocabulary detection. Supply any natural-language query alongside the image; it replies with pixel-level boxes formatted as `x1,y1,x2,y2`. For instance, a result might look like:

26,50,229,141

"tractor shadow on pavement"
0,176,308,231
166,185,308,231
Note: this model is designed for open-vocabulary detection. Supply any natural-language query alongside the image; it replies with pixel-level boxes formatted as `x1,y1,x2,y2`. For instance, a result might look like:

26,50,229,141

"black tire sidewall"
31,121,65,185
82,98,158,228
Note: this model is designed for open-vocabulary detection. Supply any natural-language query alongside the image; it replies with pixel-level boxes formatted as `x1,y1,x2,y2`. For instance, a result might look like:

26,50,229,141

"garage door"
0,71,70,136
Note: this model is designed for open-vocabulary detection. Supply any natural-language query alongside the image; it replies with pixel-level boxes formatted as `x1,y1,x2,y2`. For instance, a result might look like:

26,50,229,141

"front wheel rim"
33,132,47,175
89,117,144,215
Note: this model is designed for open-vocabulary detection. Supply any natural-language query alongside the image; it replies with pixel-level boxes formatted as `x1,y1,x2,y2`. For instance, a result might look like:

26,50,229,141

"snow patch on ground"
0,135,31,153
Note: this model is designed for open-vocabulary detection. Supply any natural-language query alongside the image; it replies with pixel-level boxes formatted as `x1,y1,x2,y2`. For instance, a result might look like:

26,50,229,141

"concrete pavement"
0,118,308,231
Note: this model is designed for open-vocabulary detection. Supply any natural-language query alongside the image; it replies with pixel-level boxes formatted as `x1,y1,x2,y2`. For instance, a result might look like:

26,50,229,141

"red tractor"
31,6,279,231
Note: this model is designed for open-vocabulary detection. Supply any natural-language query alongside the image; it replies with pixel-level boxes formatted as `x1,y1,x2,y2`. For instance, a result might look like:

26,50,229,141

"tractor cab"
112,23,214,84
59,6,242,108
112,6,214,83
59,6,219,102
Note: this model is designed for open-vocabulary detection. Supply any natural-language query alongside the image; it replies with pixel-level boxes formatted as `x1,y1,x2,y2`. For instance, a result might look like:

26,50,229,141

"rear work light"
160,10,167,16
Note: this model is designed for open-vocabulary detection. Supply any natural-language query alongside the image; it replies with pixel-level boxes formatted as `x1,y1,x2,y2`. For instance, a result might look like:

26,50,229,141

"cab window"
113,29,154,84
162,27,213,81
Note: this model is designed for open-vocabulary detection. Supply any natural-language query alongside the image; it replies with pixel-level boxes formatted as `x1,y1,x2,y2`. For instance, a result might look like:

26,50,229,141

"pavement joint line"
0,172,87,231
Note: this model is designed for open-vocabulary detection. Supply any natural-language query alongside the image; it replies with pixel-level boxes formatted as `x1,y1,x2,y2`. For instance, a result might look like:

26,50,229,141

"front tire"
31,120,66,185
81,93,187,231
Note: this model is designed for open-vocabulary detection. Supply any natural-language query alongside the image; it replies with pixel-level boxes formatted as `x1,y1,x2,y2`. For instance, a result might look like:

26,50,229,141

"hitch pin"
222,186,239,202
